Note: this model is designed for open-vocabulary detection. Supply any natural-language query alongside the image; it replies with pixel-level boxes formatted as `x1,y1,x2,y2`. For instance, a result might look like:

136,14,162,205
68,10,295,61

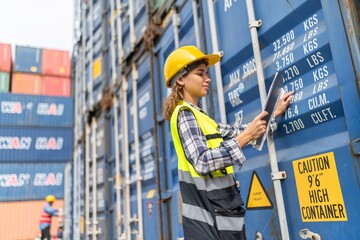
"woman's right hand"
236,111,268,148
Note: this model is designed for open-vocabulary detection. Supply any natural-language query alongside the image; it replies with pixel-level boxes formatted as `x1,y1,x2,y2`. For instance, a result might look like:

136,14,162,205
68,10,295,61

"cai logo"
35,137,63,150
33,172,63,186
37,103,64,116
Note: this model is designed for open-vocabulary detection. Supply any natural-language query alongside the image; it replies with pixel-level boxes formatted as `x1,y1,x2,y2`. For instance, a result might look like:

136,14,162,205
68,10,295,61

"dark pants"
220,225,247,240
41,225,51,240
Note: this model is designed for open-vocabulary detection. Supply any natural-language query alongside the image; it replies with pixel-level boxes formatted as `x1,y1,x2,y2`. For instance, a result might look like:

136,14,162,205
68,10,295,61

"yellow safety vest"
170,100,233,177
170,100,245,240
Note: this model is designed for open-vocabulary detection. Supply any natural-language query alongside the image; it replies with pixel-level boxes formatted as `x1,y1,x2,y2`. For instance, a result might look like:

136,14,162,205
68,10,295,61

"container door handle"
299,228,321,240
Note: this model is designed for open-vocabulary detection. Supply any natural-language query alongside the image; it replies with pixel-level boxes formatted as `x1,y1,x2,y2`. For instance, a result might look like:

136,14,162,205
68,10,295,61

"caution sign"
292,152,347,222
246,171,273,210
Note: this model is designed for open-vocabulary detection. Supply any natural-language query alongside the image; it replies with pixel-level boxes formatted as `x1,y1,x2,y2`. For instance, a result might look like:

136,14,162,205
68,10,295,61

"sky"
0,0,74,53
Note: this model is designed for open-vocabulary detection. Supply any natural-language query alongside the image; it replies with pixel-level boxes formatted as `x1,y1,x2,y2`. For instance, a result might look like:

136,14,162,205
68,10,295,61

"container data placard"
223,0,345,137
269,1,345,135
292,152,347,222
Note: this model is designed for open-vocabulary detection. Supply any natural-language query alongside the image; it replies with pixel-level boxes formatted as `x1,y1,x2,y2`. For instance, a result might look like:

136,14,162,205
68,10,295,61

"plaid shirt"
177,102,247,176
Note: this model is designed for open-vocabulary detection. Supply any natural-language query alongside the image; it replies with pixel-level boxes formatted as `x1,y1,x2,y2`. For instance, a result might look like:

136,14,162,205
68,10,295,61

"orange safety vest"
39,204,52,224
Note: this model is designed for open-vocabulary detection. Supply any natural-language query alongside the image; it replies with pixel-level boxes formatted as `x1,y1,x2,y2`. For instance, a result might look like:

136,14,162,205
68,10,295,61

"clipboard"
254,72,284,151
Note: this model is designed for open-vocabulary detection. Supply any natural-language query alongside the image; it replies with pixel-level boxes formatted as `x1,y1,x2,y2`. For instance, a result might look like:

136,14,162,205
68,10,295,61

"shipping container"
0,93,73,127
125,54,165,240
0,72,10,93
64,146,84,240
83,0,113,111
119,0,148,58
85,0,102,40
42,76,71,97
0,43,12,72
73,46,85,142
87,114,112,238
0,162,66,201
14,45,42,74
0,200,63,240
42,48,71,77
70,0,360,239
0,127,73,162
67,111,112,238
11,73,43,95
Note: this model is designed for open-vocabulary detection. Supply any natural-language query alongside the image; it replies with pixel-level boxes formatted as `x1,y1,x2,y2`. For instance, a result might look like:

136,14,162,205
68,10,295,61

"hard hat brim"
166,53,221,88
203,53,221,67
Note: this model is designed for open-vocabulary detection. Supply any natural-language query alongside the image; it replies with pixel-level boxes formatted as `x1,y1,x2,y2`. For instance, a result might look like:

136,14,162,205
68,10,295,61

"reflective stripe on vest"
182,203,214,226
216,215,244,231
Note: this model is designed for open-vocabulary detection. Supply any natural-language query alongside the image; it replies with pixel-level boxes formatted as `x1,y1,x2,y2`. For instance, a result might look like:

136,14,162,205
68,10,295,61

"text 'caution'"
293,152,347,222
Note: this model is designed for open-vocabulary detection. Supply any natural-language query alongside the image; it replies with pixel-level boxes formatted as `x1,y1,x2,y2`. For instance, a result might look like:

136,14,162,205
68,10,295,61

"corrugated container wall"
83,0,111,110
69,0,360,239
0,43,12,72
71,0,113,238
71,5,87,237
14,46,42,74
11,73,43,95
0,93,74,127
42,76,71,97
0,127,73,162
0,200,64,239
0,72,10,93
0,163,66,201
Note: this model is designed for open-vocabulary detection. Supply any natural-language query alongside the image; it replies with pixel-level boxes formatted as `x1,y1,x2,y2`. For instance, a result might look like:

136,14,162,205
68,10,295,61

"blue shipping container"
85,0,103,39
202,0,360,239
0,162,66,201
120,0,148,58
0,93,73,127
72,0,360,239
0,127,73,162
157,0,360,239
14,46,42,74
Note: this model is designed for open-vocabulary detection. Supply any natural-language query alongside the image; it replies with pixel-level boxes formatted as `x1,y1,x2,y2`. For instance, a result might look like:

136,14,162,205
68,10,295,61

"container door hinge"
249,19,262,29
271,171,287,180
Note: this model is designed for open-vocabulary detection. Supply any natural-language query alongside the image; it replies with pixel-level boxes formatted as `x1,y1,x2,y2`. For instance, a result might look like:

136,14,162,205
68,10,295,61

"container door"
202,0,360,239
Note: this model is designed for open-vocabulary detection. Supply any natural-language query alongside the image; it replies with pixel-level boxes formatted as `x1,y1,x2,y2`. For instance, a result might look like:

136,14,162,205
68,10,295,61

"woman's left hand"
274,91,294,117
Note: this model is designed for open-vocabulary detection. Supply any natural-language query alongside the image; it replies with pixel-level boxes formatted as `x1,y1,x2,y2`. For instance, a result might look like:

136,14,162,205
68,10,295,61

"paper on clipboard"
254,72,284,151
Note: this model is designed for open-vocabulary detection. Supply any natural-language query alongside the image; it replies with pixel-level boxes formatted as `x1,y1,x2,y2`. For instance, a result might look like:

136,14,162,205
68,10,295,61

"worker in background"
39,195,61,240
162,46,293,240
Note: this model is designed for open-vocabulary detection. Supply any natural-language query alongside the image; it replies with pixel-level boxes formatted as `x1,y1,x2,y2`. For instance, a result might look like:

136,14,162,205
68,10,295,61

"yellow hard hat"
46,195,56,202
164,45,221,88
